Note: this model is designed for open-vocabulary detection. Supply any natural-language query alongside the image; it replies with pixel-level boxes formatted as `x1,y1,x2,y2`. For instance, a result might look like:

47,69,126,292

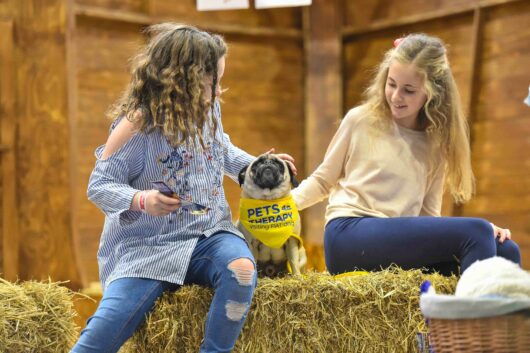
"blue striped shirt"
87,102,253,291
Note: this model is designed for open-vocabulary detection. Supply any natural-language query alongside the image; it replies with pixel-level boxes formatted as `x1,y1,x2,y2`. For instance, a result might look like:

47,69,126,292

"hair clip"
393,37,405,48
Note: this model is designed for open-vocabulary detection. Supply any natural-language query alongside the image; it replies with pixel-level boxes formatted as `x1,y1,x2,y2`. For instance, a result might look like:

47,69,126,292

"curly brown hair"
108,23,227,148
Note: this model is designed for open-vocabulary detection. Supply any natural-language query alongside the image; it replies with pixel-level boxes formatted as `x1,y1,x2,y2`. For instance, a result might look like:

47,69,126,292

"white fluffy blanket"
455,257,530,298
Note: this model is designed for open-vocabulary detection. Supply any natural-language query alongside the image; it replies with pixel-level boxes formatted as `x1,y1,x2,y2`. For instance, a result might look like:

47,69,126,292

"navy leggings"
324,217,521,276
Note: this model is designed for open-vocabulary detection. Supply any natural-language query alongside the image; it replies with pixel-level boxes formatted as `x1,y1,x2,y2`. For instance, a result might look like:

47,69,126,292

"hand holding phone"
151,181,210,215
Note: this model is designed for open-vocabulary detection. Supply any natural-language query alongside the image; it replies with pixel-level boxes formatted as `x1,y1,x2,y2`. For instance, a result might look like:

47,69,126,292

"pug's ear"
238,165,249,187
287,163,299,187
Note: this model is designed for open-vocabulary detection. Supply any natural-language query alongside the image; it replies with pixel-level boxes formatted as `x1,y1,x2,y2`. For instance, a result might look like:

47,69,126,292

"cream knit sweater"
292,105,444,223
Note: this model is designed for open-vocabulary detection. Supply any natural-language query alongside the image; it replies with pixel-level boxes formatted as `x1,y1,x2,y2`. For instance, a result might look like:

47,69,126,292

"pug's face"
238,153,298,200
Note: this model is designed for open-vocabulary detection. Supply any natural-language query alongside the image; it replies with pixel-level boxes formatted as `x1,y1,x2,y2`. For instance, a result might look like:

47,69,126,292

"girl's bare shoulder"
101,112,143,160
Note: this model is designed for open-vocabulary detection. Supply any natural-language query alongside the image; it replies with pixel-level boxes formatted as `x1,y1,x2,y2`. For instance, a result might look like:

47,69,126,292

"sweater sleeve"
291,109,358,210
87,131,146,219
420,163,445,217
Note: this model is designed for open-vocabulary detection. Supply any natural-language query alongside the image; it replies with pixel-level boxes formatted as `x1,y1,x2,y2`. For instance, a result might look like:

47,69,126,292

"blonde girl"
292,33,520,276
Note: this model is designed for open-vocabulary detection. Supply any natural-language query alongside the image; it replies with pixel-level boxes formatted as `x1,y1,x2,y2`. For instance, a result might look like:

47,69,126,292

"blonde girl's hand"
265,148,297,175
490,222,511,243
141,190,181,216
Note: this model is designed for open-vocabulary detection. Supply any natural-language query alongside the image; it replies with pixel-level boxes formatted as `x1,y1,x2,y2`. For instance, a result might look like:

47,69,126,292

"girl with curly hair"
71,23,296,353
292,33,521,276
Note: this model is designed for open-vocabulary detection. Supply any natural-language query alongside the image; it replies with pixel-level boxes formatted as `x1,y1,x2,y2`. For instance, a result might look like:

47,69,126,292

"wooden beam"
302,0,342,271
66,0,87,288
453,6,484,217
467,7,484,145
0,20,20,282
342,0,522,40
75,4,303,40
75,3,152,25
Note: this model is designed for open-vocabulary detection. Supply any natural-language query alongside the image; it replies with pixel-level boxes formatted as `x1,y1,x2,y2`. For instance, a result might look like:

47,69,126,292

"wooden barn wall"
0,18,17,282
465,1,530,268
0,0,82,287
72,0,304,286
342,0,530,269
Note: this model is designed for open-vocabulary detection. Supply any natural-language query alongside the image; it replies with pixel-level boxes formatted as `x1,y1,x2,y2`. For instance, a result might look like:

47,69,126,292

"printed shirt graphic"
87,101,253,290
239,195,302,248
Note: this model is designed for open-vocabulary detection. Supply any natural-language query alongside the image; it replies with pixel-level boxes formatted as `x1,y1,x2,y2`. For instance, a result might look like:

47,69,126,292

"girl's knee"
466,218,494,238
227,258,256,287
465,218,495,245
497,240,521,265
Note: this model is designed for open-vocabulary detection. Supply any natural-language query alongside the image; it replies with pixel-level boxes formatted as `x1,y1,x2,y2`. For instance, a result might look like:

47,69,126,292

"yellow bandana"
239,195,303,249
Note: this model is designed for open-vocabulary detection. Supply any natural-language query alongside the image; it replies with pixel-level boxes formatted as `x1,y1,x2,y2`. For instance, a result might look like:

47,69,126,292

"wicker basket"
428,310,530,353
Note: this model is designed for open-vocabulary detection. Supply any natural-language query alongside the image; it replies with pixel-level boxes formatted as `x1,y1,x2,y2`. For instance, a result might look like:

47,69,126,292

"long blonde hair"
363,33,474,203
108,23,226,148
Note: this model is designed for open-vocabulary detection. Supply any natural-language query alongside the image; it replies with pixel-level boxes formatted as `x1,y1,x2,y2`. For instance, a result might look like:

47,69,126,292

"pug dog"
237,153,307,277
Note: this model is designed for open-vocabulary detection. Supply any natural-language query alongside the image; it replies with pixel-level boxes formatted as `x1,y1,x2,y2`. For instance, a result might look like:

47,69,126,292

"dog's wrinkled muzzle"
254,164,281,189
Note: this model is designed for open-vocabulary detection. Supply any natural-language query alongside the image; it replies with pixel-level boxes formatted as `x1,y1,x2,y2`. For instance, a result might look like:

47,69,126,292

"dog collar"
239,195,302,249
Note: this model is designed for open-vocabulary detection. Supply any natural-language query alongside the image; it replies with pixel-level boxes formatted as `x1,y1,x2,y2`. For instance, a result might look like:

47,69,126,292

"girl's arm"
292,111,357,211
87,117,147,219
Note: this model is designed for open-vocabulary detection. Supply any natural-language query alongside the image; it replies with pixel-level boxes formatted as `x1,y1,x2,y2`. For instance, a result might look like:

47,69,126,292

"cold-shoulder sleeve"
87,131,147,219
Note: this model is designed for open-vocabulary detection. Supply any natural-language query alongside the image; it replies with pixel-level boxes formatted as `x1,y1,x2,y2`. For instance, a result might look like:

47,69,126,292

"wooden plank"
453,6,483,217
467,7,483,143
301,0,342,265
76,0,145,13
0,20,19,282
342,0,523,39
75,4,303,40
14,0,81,289
67,0,87,288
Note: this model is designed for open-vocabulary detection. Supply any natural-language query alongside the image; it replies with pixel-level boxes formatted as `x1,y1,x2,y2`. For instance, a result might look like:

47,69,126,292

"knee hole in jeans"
228,258,255,286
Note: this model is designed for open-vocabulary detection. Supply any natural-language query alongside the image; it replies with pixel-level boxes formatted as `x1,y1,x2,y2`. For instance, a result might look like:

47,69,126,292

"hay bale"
0,278,79,352
122,268,457,353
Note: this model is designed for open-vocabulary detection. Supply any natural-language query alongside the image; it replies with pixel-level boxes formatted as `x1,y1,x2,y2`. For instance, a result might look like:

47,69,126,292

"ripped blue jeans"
71,232,257,353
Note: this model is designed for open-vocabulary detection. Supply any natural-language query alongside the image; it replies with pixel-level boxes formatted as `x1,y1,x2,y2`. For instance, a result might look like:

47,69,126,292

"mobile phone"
151,180,177,197
151,181,210,215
